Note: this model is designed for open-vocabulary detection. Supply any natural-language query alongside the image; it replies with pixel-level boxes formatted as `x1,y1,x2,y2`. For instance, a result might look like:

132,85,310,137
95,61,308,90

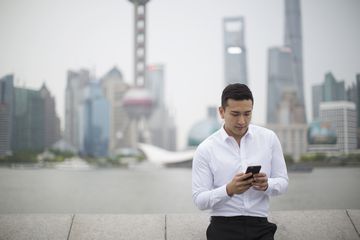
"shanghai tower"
284,0,306,123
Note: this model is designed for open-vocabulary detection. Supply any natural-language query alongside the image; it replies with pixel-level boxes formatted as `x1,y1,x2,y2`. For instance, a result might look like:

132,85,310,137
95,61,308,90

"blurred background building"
188,107,221,147
266,0,307,161
1,0,359,162
0,74,61,155
101,67,131,155
223,16,247,85
80,81,110,157
0,75,14,157
312,72,346,120
284,0,306,121
146,64,177,151
65,69,91,152
310,72,359,153
319,101,357,154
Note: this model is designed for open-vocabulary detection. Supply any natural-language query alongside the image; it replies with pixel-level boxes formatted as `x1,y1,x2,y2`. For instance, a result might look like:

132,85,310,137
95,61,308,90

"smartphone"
245,165,261,180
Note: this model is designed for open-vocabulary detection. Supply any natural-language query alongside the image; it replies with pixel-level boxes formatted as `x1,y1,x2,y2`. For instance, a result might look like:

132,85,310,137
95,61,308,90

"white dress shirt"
192,124,288,217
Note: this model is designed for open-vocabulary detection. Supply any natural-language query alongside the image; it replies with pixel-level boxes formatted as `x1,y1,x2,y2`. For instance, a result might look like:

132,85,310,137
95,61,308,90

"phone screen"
245,165,261,180
245,165,261,175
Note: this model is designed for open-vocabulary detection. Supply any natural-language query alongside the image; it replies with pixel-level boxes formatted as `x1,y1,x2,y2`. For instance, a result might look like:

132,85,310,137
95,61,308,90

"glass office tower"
223,16,247,85
284,0,306,122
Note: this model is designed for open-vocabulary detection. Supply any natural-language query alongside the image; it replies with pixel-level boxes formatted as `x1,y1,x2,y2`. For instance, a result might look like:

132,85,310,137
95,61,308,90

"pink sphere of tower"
123,88,153,119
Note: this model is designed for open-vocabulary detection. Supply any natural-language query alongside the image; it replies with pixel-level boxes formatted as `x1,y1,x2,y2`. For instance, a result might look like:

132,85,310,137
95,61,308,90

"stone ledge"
0,214,73,240
68,214,165,240
0,210,359,240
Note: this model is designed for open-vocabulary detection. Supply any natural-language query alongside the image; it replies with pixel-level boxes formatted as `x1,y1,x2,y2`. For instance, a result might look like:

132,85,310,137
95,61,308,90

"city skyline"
1,0,360,149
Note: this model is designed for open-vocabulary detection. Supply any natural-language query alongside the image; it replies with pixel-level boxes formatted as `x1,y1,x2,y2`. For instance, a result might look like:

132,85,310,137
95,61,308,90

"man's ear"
219,106,225,119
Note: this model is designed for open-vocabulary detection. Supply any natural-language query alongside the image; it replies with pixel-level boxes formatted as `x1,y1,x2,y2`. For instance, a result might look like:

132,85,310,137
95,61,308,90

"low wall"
0,209,359,240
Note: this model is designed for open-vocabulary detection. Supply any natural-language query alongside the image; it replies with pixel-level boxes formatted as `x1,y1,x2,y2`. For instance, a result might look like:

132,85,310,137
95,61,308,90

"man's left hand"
252,173,268,191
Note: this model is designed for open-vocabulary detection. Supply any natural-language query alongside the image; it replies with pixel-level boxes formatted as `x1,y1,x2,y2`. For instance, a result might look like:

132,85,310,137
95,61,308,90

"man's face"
219,99,253,141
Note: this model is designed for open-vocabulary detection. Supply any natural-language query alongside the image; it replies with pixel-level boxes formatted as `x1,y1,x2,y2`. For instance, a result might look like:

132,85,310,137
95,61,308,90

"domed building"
188,107,221,147
307,120,337,145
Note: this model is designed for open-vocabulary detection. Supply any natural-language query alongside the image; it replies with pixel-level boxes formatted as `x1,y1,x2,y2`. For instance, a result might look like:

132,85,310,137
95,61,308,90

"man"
192,83,288,240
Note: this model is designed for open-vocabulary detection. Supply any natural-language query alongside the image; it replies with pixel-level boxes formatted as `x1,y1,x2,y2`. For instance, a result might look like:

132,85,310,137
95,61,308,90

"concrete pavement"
0,210,359,240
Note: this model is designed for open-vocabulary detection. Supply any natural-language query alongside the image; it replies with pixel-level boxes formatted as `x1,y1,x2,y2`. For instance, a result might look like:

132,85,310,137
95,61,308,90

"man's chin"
235,127,248,135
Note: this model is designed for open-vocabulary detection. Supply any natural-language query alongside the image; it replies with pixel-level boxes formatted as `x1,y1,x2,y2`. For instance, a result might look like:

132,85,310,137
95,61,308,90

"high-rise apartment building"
284,0,306,121
320,101,357,154
101,67,131,154
65,69,90,151
0,75,14,156
223,16,247,85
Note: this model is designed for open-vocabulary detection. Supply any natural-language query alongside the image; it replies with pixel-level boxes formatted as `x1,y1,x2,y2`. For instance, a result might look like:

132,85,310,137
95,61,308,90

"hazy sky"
1,0,359,149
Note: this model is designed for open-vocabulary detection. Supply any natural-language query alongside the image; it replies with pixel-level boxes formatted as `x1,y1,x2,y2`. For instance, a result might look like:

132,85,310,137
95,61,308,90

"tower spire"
128,0,150,87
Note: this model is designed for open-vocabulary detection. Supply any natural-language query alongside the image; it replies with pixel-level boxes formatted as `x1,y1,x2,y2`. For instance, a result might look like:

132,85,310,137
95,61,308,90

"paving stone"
347,209,360,237
68,214,165,240
166,213,209,240
269,209,360,240
0,214,73,240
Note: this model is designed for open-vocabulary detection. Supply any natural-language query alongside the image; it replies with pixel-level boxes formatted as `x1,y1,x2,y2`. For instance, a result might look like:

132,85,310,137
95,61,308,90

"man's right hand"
226,172,254,197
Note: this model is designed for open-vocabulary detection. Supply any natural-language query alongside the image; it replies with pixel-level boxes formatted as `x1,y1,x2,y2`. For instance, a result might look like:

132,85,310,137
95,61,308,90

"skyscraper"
267,47,304,124
39,84,61,148
145,64,165,108
356,74,360,128
320,101,357,154
101,67,131,154
80,81,110,157
0,75,14,156
223,16,247,85
312,72,346,120
323,72,345,101
65,69,90,151
146,64,177,150
284,0,306,121
266,46,307,161
12,87,45,151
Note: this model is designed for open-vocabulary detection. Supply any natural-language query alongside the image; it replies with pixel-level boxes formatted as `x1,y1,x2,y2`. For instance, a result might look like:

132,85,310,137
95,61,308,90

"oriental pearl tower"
123,0,153,147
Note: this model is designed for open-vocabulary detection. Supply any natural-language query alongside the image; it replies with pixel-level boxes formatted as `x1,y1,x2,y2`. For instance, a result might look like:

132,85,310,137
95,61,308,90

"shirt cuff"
212,184,232,202
264,178,274,196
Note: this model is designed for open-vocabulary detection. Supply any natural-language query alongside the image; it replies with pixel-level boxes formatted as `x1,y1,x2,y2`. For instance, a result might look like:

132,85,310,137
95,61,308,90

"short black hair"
221,83,254,108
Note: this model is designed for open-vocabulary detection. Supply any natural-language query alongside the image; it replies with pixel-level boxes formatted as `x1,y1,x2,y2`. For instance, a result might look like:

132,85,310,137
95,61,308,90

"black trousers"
206,216,277,240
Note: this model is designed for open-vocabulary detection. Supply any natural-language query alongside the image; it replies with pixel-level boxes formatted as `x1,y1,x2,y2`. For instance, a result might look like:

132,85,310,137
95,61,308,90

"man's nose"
237,115,245,124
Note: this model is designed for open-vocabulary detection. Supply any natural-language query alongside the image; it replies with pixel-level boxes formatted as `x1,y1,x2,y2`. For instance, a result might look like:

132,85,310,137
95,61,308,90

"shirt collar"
220,124,253,142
